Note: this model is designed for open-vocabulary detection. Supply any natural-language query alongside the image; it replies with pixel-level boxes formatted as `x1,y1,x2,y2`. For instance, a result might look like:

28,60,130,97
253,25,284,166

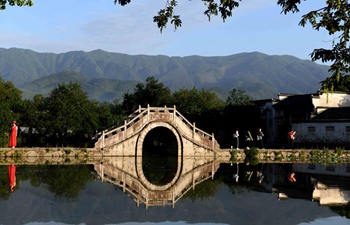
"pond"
1,158,350,225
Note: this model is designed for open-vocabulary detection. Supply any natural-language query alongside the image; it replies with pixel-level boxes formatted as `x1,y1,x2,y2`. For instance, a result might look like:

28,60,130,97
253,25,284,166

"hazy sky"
1,0,333,62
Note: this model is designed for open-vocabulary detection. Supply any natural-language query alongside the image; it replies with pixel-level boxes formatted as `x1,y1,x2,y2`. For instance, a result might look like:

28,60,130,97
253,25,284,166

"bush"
244,147,259,165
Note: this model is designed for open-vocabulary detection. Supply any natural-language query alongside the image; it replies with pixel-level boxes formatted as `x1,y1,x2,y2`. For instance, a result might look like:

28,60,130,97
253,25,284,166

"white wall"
292,122,350,144
312,92,350,108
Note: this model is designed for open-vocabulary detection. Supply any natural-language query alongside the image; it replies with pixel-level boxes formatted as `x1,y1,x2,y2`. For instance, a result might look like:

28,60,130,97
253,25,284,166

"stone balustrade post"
212,133,215,149
102,130,105,150
123,120,126,140
193,122,196,139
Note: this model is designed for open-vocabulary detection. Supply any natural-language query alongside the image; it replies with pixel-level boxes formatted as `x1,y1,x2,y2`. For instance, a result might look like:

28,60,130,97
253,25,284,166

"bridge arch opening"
136,122,183,189
142,127,178,186
142,127,178,157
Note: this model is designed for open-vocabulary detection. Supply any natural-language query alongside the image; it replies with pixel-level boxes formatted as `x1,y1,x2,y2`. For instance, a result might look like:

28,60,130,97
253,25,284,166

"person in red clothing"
288,172,296,182
288,130,296,149
9,121,18,148
8,165,16,192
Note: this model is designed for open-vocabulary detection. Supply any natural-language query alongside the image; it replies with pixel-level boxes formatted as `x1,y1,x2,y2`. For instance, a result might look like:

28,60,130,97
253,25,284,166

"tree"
95,100,124,130
44,82,99,147
0,78,22,146
285,0,350,94
173,87,224,115
0,78,22,129
18,94,48,147
172,87,224,137
0,0,33,10
226,88,253,106
321,74,350,92
122,76,173,112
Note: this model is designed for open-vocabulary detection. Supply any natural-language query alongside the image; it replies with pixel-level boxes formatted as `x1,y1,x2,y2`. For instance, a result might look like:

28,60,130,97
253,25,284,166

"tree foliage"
291,0,350,93
18,95,48,146
0,77,261,147
0,0,33,10
0,78,22,146
95,100,124,130
43,83,100,146
173,87,224,115
226,88,253,106
122,76,173,112
321,74,350,92
15,83,100,147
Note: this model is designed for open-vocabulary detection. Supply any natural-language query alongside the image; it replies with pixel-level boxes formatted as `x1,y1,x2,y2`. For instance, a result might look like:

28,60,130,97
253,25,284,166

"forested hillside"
0,48,331,101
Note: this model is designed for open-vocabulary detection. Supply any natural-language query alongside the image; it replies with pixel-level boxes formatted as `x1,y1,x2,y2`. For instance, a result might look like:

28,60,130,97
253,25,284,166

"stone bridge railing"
94,105,220,151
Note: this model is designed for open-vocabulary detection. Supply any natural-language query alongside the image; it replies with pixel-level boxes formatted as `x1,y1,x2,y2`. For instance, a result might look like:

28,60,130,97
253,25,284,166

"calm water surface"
1,160,350,225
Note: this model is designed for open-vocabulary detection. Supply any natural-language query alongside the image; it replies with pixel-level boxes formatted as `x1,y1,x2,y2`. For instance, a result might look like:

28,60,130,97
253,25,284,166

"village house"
292,107,350,148
256,91,350,149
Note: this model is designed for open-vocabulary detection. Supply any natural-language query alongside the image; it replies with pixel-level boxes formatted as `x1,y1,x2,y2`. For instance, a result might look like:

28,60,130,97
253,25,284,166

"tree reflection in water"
0,165,95,200
1,161,350,224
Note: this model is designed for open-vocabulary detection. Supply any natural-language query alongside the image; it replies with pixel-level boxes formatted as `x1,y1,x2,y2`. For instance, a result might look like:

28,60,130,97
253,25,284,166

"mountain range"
0,48,331,102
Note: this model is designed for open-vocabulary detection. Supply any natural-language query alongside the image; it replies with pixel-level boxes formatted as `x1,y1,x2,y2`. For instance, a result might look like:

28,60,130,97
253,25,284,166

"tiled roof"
312,107,350,121
273,94,314,109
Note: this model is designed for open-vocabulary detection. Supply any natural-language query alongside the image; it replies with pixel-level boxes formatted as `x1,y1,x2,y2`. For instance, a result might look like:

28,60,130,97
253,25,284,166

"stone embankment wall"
1,147,350,165
223,148,350,164
0,147,103,165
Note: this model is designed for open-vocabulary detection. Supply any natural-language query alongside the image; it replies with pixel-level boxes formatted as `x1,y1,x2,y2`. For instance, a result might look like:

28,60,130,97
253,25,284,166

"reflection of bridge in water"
94,156,219,208
94,105,220,157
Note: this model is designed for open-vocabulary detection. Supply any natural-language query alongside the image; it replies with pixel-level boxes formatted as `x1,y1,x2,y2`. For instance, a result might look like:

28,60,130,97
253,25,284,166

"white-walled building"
257,91,350,148
292,107,350,146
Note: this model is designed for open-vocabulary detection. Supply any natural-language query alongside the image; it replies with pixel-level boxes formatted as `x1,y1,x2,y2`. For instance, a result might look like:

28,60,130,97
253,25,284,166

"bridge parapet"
95,105,220,151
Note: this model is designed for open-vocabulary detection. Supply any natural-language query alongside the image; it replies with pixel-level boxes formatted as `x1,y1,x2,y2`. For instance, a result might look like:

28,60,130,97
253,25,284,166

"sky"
0,0,334,63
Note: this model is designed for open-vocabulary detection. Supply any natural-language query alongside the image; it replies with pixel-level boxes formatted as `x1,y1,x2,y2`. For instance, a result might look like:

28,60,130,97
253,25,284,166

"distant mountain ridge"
0,48,331,101
21,70,139,102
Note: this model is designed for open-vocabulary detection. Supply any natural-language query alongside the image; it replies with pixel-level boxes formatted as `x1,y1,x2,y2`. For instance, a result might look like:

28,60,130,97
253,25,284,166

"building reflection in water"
241,162,350,206
288,163,350,205
94,154,350,208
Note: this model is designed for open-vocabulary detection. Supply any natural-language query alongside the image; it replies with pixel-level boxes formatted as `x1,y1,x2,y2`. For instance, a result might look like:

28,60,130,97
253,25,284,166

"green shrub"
244,148,259,165
64,149,72,155
230,150,238,163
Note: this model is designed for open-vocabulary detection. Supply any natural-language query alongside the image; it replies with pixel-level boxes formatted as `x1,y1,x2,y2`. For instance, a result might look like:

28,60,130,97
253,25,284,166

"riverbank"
0,147,349,165
0,147,101,165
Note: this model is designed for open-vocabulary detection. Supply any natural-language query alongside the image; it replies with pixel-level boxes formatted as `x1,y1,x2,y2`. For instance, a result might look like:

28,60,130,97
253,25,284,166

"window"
326,165,335,171
346,126,350,133
308,126,315,132
308,164,316,170
325,126,334,132
346,165,350,173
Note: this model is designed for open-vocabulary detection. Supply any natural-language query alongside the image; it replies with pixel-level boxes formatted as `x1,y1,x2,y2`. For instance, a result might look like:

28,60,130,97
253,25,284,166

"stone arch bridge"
94,105,220,157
